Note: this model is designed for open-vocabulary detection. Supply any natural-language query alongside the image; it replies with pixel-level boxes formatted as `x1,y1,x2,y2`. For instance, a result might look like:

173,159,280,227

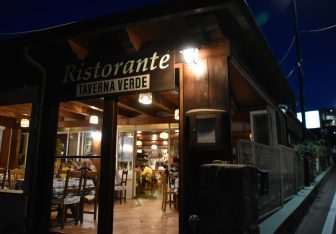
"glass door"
116,131,134,198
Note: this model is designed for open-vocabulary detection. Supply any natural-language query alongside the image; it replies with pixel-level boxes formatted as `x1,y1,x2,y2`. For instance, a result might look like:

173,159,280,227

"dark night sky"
0,0,335,111
246,0,336,112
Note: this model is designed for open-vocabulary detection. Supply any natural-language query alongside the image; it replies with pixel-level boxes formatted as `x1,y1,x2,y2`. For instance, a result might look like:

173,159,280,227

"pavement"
259,165,336,234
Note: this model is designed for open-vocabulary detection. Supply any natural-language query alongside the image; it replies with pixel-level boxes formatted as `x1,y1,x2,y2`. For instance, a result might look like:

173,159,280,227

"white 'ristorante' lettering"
64,51,170,84
76,74,150,97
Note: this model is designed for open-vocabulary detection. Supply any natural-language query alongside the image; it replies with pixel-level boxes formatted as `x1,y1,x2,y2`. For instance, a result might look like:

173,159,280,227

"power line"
0,21,77,36
278,23,336,65
286,66,295,79
301,23,336,33
279,35,295,64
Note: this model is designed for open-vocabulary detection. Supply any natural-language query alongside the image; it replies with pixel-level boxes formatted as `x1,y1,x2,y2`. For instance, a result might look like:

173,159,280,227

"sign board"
53,50,175,100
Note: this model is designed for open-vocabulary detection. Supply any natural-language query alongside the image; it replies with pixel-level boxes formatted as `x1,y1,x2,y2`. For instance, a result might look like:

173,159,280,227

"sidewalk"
259,165,334,234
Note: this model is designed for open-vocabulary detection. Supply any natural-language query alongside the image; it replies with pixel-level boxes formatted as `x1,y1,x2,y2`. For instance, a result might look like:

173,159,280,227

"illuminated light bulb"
138,92,152,104
89,115,99,124
181,48,199,65
159,132,169,139
20,119,30,128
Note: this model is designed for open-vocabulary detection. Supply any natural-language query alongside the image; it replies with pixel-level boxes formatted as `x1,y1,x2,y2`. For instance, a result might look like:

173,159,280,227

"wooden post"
97,97,118,234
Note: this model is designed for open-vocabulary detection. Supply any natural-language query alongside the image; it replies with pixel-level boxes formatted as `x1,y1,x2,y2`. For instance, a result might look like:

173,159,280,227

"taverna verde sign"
61,51,175,98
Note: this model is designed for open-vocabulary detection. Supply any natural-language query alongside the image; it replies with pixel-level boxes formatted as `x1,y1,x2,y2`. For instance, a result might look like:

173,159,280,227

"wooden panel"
183,63,209,111
0,116,17,128
208,56,229,110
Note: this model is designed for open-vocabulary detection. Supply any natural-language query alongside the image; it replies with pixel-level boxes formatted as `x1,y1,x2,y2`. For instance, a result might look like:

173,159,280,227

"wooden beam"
152,94,175,114
72,99,103,111
58,109,86,120
0,111,27,120
60,102,102,117
74,99,139,118
118,96,157,116
0,116,17,128
116,28,143,53
117,116,177,125
126,28,142,52
0,104,31,117
57,120,102,128
68,39,90,60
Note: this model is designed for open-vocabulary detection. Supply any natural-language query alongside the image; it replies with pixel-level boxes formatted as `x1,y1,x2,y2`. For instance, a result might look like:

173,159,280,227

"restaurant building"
0,0,302,233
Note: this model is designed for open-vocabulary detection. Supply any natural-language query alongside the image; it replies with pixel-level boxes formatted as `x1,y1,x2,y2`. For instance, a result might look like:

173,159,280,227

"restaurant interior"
0,89,181,233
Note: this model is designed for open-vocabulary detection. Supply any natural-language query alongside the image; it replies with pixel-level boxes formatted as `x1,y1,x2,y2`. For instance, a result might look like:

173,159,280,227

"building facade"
0,0,301,233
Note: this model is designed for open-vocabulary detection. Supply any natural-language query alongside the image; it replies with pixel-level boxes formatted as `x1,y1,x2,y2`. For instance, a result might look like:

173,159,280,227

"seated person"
80,159,92,171
141,163,153,187
59,160,72,179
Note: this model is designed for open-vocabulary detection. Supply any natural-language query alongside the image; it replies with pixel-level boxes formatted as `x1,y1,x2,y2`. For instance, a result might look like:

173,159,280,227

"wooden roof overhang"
0,0,297,126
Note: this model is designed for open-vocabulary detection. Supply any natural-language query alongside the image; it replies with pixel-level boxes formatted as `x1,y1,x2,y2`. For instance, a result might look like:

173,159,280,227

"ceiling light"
138,92,152,104
151,144,158,150
159,132,169,139
136,140,142,146
181,48,199,66
174,109,179,120
89,115,99,124
163,141,168,145
137,149,142,153
152,134,158,140
20,119,30,128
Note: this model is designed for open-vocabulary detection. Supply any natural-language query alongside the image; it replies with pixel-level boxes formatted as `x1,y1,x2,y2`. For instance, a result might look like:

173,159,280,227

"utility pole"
292,0,309,186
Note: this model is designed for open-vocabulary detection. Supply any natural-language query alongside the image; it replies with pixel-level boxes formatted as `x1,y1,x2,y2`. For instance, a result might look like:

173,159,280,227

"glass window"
117,132,134,178
0,103,32,191
68,132,79,156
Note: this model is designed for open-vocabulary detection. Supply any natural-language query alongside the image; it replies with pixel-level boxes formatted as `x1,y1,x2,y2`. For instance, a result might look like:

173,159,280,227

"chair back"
82,170,99,196
120,169,128,186
81,170,100,221
63,170,84,199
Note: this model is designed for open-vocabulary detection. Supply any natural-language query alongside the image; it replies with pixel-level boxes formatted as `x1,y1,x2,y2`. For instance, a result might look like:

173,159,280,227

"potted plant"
294,139,329,180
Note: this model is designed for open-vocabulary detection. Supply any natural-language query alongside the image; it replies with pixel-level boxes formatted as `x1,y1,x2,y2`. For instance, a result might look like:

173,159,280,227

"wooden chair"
80,170,99,222
51,170,84,229
161,174,178,211
114,169,128,204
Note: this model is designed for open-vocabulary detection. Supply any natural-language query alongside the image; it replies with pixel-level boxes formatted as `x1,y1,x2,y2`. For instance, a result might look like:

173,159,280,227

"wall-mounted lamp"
138,92,152,104
174,109,179,120
181,48,199,66
89,115,99,124
20,118,30,128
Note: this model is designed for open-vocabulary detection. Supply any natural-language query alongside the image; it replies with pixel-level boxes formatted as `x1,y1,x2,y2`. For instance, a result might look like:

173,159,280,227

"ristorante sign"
60,51,175,98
